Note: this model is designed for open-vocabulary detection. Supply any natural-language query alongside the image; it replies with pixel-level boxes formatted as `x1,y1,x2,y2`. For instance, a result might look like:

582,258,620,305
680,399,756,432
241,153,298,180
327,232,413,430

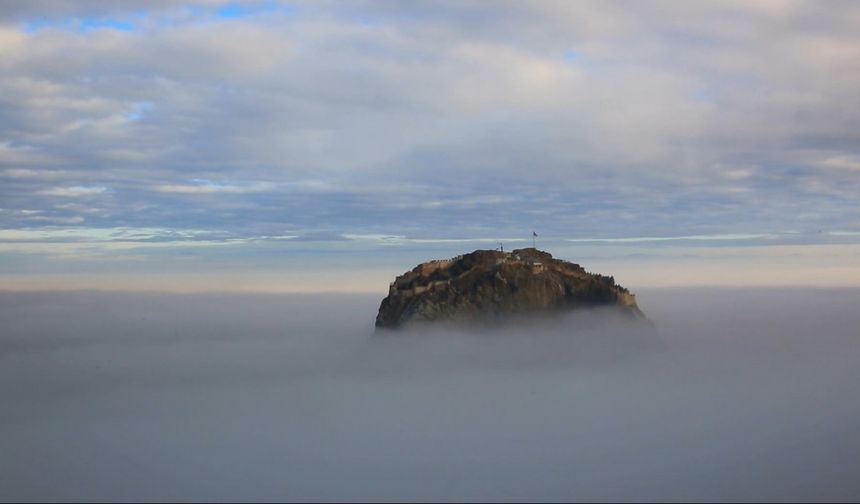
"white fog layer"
1,289,859,501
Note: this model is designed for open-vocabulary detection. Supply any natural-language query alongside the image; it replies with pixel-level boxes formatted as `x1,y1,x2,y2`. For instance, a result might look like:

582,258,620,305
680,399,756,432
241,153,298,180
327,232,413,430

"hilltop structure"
375,248,644,329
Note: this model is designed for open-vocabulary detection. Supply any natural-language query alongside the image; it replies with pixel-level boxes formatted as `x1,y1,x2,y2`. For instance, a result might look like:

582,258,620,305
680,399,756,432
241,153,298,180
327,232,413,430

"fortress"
376,248,642,329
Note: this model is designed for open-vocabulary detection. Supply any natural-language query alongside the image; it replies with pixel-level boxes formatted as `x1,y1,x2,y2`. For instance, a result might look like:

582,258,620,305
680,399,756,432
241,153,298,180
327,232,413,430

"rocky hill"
375,248,644,329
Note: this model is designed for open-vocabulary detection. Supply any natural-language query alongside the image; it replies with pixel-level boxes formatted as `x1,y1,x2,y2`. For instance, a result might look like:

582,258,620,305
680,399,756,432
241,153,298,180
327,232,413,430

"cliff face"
375,248,643,329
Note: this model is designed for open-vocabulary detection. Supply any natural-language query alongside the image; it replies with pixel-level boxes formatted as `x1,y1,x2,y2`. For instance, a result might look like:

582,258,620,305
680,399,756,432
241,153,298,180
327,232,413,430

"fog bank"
1,289,859,502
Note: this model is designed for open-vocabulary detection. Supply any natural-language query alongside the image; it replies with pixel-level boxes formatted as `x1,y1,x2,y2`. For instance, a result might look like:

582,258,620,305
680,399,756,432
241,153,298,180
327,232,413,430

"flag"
533,231,538,237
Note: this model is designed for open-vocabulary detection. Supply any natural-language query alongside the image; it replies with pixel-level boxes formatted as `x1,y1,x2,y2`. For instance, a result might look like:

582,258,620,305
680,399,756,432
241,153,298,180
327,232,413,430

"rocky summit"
375,248,644,329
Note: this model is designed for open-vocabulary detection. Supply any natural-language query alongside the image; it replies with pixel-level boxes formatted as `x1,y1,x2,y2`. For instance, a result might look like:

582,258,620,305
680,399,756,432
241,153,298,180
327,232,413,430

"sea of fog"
1,288,859,502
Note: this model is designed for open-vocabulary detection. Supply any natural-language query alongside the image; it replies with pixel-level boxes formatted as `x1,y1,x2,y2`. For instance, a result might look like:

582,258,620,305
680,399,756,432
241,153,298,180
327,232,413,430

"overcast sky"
1,1,859,290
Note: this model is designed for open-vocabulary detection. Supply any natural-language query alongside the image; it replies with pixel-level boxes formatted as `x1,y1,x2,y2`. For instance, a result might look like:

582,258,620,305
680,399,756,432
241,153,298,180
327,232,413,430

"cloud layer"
1,1,859,284
2,288,860,500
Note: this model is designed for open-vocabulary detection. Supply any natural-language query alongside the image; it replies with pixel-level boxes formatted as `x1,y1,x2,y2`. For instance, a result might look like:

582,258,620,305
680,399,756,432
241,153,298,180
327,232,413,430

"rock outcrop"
375,248,644,329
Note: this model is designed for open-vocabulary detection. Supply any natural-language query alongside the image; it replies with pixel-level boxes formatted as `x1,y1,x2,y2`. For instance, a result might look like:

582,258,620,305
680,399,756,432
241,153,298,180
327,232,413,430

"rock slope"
375,248,644,329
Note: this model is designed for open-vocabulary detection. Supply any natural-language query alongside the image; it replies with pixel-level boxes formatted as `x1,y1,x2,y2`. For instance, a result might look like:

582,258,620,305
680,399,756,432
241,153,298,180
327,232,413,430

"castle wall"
419,259,453,276
617,291,637,307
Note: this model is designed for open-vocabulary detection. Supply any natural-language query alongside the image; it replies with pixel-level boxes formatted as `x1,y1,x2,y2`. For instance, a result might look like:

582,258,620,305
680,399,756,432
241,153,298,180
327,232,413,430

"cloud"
816,155,860,171
154,181,277,194
4,168,49,178
565,233,774,244
0,1,859,266
0,1,224,22
38,186,108,197
2,289,860,500
25,215,85,224
342,234,530,245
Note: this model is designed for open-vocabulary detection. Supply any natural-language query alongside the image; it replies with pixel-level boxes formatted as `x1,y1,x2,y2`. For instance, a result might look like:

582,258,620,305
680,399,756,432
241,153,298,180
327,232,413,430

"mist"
2,289,859,502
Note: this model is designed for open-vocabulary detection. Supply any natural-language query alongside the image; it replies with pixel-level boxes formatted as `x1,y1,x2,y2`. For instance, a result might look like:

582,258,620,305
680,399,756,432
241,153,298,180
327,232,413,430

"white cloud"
154,181,276,194
5,168,43,178
0,1,859,276
723,168,754,180
39,186,108,197
565,234,775,244
343,234,530,245
816,156,860,171
26,215,85,224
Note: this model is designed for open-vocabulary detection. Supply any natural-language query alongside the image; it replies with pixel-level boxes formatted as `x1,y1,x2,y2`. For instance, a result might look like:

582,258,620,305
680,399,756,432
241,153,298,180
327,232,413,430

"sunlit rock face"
375,248,644,330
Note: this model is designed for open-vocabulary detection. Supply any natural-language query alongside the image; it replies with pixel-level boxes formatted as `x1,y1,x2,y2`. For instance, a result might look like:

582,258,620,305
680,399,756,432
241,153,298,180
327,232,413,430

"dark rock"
375,248,645,330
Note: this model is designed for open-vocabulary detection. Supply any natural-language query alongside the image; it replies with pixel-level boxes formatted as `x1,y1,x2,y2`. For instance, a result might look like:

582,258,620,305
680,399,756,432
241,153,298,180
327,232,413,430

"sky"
1,0,859,291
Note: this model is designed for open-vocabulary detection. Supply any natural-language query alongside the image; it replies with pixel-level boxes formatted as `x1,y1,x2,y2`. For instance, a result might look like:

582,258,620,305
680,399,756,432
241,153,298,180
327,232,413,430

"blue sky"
0,1,859,291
